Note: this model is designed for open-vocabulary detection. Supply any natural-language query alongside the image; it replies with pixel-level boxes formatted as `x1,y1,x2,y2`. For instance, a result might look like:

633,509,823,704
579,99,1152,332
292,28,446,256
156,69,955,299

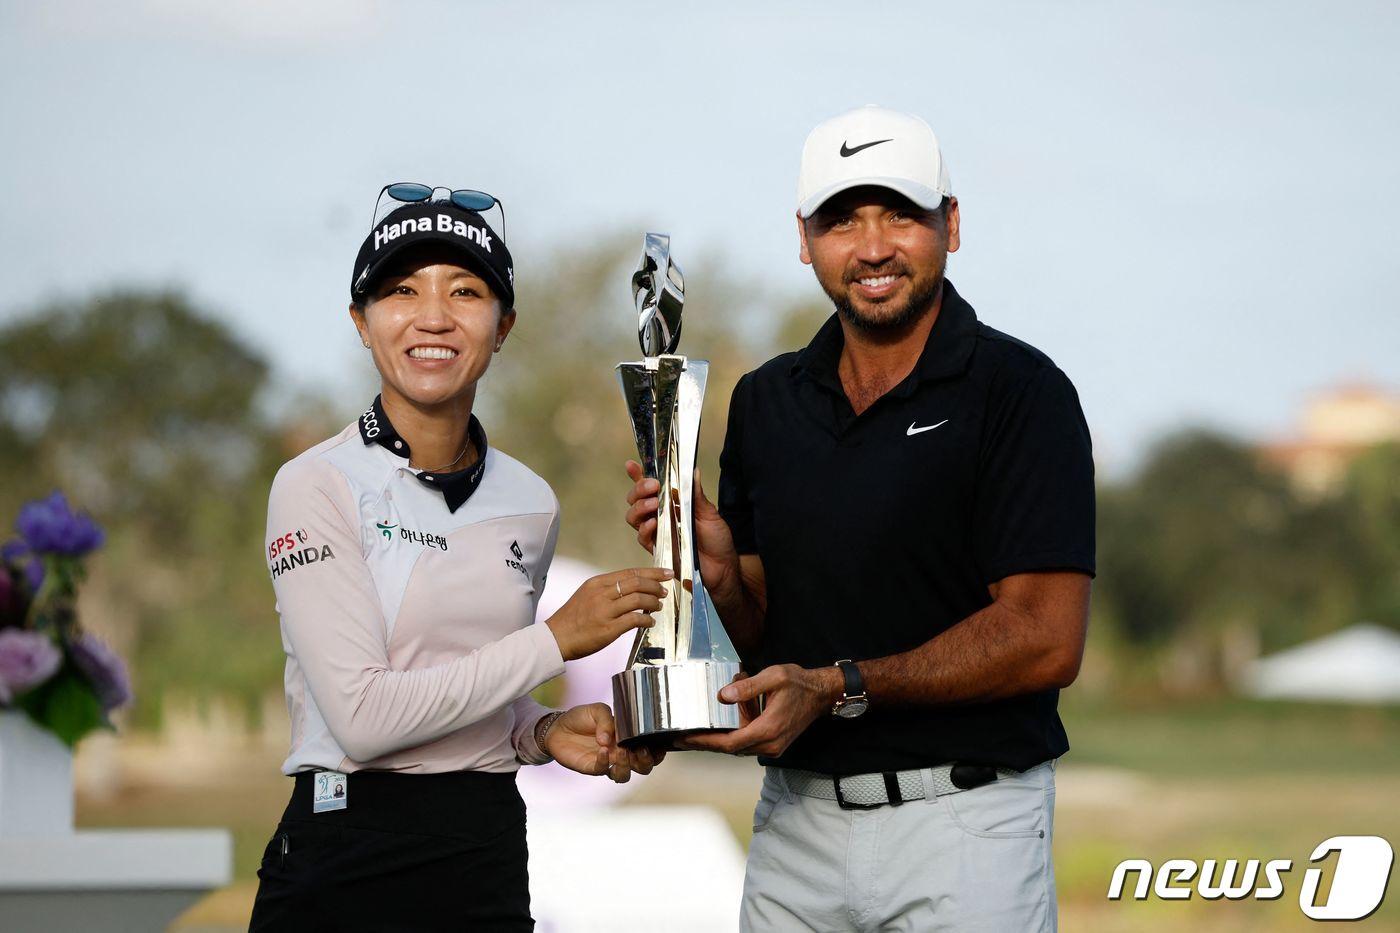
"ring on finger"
615,580,623,597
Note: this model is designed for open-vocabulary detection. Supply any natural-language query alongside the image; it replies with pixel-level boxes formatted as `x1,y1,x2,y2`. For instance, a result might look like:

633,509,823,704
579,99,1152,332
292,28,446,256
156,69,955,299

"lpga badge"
611,233,743,746
313,770,348,813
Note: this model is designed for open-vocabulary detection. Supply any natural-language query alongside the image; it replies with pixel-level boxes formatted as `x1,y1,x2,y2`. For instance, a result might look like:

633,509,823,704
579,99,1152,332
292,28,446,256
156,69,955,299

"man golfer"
625,105,1095,931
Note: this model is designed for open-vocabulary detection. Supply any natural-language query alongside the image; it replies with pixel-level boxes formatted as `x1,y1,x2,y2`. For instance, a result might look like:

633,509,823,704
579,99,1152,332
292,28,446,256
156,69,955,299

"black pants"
249,768,532,932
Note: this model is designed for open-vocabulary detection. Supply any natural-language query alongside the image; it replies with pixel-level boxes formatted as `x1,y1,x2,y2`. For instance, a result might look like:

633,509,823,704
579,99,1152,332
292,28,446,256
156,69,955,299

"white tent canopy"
1241,623,1400,703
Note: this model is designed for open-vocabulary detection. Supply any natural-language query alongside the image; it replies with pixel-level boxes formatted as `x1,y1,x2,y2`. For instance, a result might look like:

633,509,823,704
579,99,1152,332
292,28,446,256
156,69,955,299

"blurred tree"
0,290,266,527
1096,428,1383,692
0,290,305,729
1338,441,1400,627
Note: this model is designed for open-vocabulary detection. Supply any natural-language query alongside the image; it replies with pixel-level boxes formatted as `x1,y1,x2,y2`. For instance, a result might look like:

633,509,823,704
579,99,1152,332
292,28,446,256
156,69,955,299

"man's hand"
676,664,842,758
623,461,768,659
624,462,745,606
545,703,665,783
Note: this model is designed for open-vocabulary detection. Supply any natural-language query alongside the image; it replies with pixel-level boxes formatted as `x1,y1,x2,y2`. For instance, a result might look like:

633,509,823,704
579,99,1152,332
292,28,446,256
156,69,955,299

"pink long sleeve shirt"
264,396,565,776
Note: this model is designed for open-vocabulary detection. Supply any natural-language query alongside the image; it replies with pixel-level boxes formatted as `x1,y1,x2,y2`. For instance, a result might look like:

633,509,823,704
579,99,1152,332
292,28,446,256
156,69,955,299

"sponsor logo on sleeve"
267,528,335,579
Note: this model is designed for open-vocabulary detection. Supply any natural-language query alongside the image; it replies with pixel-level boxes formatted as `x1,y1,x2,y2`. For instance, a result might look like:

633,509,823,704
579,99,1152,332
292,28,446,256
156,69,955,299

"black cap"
350,202,514,309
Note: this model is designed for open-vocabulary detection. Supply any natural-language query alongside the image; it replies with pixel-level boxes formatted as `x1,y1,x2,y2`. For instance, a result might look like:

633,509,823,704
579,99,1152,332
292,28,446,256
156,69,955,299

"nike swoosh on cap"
840,138,893,157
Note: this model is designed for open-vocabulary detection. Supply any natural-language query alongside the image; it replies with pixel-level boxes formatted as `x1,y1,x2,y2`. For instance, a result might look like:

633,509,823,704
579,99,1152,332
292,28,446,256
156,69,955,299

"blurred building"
1259,382,1400,494
1242,623,1400,703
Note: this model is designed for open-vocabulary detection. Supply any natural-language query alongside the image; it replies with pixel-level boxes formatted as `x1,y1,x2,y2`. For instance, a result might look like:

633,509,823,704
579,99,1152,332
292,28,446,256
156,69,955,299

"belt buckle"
833,774,883,811
949,763,999,791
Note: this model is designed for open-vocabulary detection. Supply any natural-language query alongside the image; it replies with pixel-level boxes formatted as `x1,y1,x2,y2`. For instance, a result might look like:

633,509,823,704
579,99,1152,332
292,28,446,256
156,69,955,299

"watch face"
834,698,869,719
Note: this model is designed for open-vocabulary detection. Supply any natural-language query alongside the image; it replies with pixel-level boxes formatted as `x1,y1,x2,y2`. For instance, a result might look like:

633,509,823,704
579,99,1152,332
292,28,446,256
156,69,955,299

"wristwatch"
830,659,869,719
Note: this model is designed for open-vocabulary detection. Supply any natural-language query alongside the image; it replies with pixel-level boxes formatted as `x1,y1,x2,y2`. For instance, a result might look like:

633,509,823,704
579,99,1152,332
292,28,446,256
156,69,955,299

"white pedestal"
0,829,233,932
0,707,74,834
0,709,232,933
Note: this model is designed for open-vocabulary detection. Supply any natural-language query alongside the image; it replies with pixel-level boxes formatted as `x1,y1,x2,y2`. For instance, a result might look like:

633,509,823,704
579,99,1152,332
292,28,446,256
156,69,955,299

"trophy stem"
618,355,706,668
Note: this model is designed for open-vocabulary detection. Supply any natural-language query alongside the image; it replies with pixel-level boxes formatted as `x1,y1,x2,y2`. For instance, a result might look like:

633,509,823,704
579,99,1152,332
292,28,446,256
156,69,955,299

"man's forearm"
711,557,767,661
857,598,1080,707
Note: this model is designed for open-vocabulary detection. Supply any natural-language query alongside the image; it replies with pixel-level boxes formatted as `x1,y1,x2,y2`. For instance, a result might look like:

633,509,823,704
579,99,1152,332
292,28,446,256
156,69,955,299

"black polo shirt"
717,278,1095,774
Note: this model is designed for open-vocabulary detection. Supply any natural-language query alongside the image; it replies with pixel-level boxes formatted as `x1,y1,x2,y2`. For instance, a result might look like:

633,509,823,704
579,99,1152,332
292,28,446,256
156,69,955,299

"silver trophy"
612,233,742,746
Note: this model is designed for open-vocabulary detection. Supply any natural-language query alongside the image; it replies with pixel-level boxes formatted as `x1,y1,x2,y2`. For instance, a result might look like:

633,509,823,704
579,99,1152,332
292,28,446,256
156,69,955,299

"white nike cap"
796,105,952,219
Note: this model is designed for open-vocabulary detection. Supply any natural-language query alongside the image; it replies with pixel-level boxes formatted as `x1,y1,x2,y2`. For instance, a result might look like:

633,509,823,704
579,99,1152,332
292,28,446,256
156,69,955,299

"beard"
825,263,944,334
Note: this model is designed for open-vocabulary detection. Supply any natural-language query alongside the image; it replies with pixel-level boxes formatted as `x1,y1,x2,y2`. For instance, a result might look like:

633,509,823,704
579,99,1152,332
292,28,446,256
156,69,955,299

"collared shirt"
357,393,489,513
717,278,1096,773
265,396,565,776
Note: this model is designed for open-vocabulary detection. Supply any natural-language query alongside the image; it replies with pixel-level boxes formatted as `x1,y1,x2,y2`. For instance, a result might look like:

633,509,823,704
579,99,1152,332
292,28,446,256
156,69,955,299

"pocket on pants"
751,773,785,834
255,819,342,886
259,830,289,872
942,769,1048,839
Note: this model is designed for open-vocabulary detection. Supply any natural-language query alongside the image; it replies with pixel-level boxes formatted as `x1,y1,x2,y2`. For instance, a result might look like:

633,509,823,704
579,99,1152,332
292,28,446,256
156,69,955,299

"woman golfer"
248,184,668,931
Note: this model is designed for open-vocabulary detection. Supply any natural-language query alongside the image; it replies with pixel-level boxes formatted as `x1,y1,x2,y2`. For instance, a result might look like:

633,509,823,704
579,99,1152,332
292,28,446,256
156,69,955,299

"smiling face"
349,243,516,409
798,185,960,332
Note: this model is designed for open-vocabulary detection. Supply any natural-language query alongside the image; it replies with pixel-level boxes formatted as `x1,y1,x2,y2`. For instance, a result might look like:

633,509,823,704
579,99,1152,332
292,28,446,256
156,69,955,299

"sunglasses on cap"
370,182,507,239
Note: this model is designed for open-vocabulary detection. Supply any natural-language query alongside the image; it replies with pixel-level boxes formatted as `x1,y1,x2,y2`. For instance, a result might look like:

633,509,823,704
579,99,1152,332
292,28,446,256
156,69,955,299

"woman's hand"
545,567,673,661
543,703,666,783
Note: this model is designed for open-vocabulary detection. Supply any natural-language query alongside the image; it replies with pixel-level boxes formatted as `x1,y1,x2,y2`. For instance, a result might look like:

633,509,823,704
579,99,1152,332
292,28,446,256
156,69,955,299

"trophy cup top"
633,232,685,357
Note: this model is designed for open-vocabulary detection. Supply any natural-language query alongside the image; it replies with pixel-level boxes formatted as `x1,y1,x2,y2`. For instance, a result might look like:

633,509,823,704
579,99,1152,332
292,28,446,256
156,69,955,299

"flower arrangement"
0,491,132,747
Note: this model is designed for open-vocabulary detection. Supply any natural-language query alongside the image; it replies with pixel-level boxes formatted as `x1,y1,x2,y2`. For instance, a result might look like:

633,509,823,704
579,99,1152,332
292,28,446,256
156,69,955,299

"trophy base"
611,661,742,746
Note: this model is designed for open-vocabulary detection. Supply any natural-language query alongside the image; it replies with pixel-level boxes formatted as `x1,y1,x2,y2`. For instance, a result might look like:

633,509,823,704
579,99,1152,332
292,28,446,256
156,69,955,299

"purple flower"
16,492,105,557
1,540,45,594
70,632,132,711
0,628,62,702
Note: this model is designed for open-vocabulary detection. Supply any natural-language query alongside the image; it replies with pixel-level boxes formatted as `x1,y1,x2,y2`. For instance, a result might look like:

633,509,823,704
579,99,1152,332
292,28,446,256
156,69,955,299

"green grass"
1060,693,1400,775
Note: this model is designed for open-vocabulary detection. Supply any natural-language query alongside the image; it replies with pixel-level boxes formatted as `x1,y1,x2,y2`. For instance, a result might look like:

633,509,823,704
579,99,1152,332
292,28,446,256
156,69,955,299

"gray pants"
740,758,1058,932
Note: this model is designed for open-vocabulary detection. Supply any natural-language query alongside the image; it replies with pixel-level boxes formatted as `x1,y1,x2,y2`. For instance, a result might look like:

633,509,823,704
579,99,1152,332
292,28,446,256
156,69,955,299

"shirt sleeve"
514,493,564,765
510,695,559,765
266,460,567,763
718,371,759,554
973,364,1097,585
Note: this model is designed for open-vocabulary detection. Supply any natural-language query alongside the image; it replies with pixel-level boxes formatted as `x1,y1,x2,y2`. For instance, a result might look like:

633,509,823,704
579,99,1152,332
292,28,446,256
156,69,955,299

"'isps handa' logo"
268,528,335,580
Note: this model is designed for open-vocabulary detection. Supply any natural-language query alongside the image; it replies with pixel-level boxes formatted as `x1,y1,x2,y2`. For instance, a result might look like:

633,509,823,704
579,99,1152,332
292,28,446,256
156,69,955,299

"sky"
1,0,1396,475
